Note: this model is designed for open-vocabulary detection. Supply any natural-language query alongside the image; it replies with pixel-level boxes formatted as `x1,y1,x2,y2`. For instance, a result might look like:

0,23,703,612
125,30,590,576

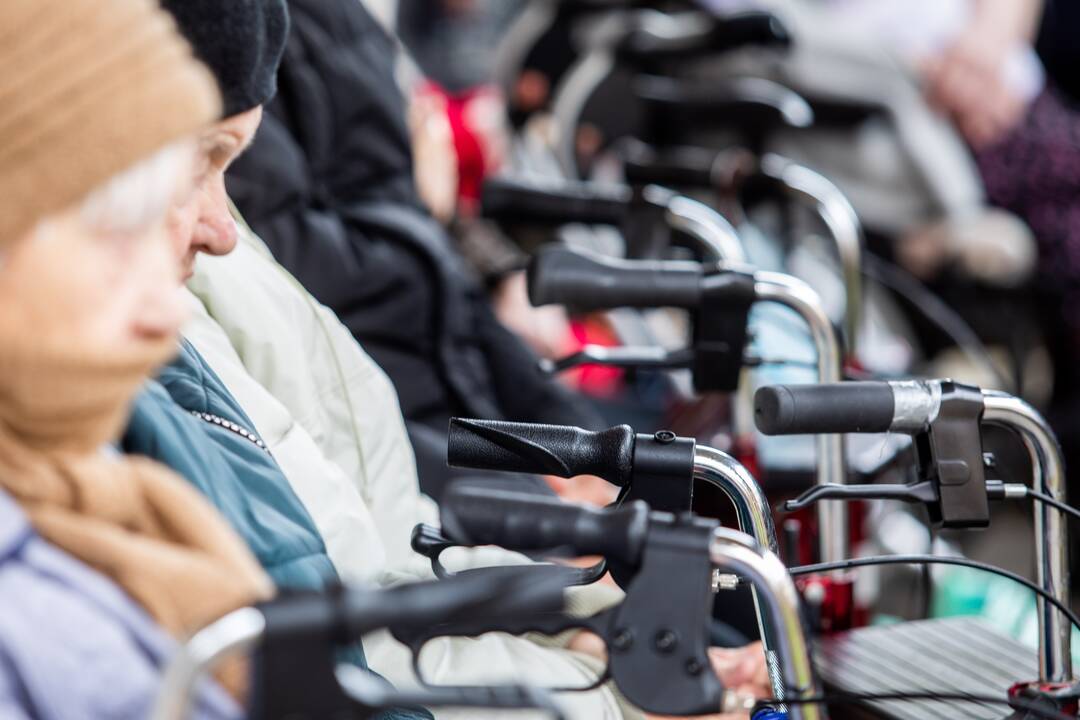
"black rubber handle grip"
754,382,896,435
527,246,704,312
441,484,650,567
448,417,636,486
342,565,566,638
621,140,716,189
617,11,791,63
481,176,632,226
635,75,814,130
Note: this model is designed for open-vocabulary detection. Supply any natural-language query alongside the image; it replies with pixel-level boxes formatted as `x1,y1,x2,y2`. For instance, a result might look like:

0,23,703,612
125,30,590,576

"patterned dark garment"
975,84,1080,339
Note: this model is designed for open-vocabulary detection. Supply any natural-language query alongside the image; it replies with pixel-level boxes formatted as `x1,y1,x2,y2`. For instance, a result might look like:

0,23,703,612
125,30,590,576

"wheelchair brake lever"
541,345,694,374
411,523,609,585
783,480,939,512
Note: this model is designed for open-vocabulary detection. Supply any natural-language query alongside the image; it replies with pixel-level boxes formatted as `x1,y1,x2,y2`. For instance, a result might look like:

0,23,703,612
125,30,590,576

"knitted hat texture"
0,0,221,245
160,0,289,117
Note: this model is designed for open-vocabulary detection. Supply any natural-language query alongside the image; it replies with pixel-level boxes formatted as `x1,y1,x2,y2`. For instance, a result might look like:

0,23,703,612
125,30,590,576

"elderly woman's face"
0,166,191,349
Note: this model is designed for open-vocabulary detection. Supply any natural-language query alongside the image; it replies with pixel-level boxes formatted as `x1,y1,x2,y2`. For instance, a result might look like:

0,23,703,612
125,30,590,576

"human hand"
543,473,618,506
922,34,1027,148
493,270,577,360
409,90,459,224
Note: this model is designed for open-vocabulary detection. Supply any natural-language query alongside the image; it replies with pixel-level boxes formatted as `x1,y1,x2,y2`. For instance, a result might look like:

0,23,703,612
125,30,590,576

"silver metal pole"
760,154,863,352
150,608,265,720
664,192,748,264
982,392,1072,682
710,529,823,720
695,444,786,707
694,444,778,553
755,272,848,564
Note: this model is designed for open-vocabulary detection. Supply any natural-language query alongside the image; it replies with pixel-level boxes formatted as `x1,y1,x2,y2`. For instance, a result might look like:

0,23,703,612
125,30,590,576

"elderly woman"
0,0,272,716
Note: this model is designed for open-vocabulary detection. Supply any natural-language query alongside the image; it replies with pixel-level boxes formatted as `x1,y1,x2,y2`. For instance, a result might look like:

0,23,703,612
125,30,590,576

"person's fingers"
708,643,770,694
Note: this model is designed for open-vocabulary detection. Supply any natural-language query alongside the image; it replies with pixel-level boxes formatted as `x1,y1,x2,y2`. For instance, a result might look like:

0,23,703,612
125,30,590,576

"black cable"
862,252,1011,390
788,554,1080,633
1027,489,1080,524
758,690,1075,720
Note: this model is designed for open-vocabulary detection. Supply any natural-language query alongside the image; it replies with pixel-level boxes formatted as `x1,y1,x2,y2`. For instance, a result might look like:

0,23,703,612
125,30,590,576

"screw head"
654,629,678,654
654,430,677,444
612,628,634,652
685,657,704,676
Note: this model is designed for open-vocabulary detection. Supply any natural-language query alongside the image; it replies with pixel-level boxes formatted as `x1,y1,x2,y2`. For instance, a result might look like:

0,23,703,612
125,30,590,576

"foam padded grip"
448,417,636,486
754,382,896,435
441,484,650,566
481,176,632,226
527,246,704,311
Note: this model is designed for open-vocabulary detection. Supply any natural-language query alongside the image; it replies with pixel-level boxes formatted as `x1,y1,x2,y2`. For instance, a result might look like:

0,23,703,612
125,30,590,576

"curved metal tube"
760,154,863,352
694,445,778,552
151,607,266,720
665,193,747,263
982,392,1072,682
755,272,848,565
710,529,823,720
695,445,786,708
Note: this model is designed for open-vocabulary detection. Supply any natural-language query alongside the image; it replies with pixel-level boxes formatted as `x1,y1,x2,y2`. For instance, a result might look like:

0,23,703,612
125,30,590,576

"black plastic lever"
541,345,695,374
411,522,610,586
784,481,939,512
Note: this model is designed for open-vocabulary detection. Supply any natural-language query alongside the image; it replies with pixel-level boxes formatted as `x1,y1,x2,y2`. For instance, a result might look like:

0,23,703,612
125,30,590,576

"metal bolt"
712,570,740,592
654,430,676,444
612,628,634,652
654,629,678,654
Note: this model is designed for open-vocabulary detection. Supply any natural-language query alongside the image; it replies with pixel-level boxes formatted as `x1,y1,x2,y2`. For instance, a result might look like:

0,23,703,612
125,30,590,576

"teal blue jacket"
124,340,335,589
122,341,429,720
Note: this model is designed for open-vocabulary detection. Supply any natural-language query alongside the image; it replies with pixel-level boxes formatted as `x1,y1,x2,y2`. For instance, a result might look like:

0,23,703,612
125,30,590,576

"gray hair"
77,140,193,235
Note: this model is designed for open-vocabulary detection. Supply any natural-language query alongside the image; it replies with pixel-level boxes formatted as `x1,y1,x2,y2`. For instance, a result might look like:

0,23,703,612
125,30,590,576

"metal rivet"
654,629,678,654
612,628,634,652
685,658,704,675
654,430,676,444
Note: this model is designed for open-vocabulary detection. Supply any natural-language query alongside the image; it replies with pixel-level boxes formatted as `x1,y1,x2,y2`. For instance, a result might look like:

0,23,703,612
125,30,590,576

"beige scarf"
0,254,273,651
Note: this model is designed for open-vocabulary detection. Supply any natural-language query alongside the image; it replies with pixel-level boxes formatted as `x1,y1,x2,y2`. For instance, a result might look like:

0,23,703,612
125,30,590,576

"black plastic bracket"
251,588,357,720
781,381,991,529
693,267,756,393
608,512,724,715
396,513,726,716
920,381,989,529
410,522,610,586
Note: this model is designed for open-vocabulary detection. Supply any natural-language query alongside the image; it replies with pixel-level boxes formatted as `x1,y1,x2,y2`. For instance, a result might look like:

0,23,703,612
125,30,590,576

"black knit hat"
160,0,289,117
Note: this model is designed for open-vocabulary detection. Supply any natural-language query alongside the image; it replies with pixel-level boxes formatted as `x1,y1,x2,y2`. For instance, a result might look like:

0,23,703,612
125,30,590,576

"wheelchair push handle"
481,176,632,227
754,382,896,435
441,484,651,567
528,245,704,311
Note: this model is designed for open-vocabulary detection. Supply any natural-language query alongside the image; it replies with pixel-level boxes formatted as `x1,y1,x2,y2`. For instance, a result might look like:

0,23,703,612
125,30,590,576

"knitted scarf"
0,242,273,646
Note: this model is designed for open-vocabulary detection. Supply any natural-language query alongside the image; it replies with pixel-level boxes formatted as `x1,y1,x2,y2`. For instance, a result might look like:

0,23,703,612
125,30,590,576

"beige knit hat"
0,0,223,245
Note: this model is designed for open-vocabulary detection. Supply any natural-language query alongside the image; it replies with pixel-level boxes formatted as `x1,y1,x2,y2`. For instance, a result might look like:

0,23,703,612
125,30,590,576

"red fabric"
421,82,494,211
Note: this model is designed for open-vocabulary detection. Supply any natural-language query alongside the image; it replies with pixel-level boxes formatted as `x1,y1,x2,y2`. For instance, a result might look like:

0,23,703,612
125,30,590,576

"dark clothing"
397,0,526,92
226,0,600,497
160,0,290,117
1037,0,1080,106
